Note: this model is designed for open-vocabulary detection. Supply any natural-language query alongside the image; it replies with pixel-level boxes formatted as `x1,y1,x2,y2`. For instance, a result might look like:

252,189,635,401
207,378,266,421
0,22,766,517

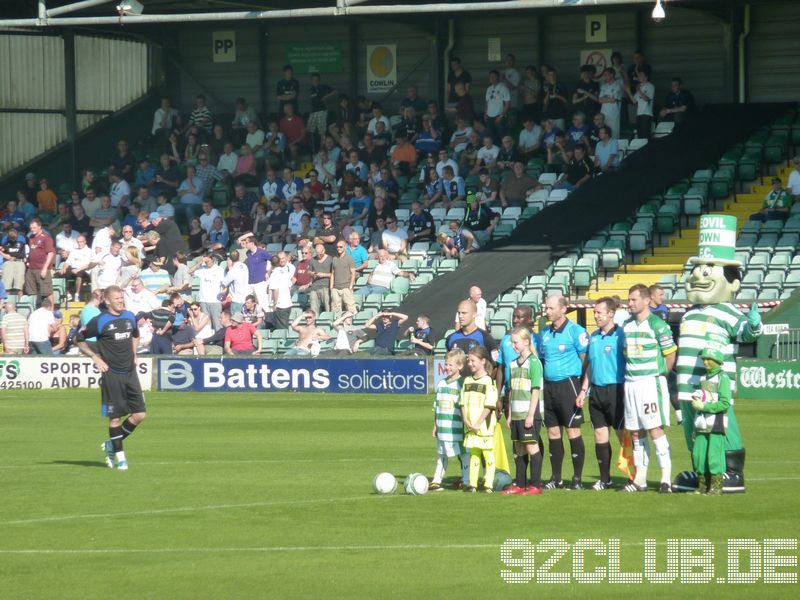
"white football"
692,389,711,404
373,472,397,495
403,473,429,496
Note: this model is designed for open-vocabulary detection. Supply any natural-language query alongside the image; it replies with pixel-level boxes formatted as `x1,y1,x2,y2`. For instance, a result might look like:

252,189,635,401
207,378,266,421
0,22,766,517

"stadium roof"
1,0,702,28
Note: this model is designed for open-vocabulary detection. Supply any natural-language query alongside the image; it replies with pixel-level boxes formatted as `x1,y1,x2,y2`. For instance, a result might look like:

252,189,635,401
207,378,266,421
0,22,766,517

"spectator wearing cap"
146,212,188,275
224,312,262,355
788,157,800,201
189,251,225,330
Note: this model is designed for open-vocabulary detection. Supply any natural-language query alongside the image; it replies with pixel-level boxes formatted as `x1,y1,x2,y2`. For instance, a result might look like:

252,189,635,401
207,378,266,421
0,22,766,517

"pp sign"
212,31,236,63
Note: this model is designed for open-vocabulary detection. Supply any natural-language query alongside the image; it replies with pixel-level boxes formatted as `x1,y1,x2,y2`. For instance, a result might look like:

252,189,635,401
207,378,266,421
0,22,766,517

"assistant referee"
537,295,589,490
76,285,147,471
576,297,626,490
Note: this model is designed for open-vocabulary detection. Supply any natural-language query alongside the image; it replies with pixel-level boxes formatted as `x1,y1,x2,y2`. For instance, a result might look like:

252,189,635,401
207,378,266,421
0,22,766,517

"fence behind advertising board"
0,357,153,390
736,359,800,400
157,357,428,394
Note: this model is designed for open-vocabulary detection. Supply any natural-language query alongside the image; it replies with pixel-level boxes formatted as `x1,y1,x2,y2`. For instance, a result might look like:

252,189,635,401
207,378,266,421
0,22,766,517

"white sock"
641,437,651,467
632,439,648,487
653,436,671,483
115,450,126,462
433,453,447,484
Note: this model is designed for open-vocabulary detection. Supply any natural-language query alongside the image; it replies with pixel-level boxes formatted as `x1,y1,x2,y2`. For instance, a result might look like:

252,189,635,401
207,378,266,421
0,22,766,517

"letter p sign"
212,31,236,63
585,15,607,43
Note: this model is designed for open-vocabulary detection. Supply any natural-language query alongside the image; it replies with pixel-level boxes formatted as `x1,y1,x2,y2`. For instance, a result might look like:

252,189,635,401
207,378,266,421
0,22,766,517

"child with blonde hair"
460,346,498,492
430,348,470,491
501,327,544,495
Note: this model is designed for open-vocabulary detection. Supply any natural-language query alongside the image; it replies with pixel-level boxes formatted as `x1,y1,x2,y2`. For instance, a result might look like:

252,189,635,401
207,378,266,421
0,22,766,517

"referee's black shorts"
101,370,146,418
543,376,584,428
588,383,625,430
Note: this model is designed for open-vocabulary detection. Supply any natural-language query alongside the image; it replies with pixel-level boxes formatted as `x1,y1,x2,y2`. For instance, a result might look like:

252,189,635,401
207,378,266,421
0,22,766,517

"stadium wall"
747,0,800,102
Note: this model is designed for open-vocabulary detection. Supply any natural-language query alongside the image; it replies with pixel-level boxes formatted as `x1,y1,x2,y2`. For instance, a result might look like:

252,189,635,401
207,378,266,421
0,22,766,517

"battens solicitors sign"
737,359,800,400
0,357,153,390
158,357,428,394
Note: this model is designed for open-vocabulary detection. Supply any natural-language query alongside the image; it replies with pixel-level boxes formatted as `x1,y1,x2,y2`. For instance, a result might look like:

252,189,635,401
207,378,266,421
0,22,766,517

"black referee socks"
570,437,585,480
596,442,612,483
548,438,564,482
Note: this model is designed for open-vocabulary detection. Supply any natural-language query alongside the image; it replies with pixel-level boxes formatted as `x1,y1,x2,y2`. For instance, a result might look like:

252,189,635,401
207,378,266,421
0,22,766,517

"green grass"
0,391,797,598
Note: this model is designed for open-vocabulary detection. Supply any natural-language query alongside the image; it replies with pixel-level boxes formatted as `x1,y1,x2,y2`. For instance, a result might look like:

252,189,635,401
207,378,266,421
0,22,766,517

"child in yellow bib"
460,346,498,492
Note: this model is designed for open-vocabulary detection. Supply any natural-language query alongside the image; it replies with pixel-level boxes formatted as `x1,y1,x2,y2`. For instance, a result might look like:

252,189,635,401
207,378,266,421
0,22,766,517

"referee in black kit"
76,285,147,471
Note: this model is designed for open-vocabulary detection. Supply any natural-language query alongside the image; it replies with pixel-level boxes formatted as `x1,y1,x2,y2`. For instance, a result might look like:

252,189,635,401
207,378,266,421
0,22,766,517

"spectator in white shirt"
287,197,310,242
625,67,654,140
58,235,92,301
27,298,57,355
223,249,251,314
199,200,223,234
381,216,409,260
125,278,160,315
109,170,131,208
55,221,80,260
355,249,415,297
151,97,181,137
788,157,800,200
518,117,543,162
189,251,225,330
94,240,123,291
217,142,239,180
435,149,459,179
367,104,392,136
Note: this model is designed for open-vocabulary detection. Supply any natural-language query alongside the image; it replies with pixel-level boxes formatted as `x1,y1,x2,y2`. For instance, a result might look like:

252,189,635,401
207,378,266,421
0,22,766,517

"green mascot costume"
673,214,762,493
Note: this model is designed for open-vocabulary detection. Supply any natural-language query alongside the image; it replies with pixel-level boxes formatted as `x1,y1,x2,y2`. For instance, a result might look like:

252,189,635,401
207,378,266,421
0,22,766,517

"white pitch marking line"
0,458,384,470
0,540,752,556
2,495,391,526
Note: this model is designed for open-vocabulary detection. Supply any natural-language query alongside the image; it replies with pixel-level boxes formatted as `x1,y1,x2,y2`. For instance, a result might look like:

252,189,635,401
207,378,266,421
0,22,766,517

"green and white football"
403,473,429,496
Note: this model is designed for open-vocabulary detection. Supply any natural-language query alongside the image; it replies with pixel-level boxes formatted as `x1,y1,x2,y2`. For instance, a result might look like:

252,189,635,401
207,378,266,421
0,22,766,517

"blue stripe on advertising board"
158,357,428,394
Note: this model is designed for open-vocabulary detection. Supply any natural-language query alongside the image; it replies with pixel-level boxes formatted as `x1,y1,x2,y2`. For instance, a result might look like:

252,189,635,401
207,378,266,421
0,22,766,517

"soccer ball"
691,389,711,404
373,472,397,495
403,473,429,496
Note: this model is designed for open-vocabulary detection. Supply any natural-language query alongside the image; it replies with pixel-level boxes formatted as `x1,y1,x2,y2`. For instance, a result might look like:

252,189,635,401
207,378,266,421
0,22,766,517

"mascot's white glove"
746,302,762,329
691,399,705,412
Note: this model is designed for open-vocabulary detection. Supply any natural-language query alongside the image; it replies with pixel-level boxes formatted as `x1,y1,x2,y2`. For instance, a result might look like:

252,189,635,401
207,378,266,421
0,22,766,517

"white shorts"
437,439,464,458
624,376,670,431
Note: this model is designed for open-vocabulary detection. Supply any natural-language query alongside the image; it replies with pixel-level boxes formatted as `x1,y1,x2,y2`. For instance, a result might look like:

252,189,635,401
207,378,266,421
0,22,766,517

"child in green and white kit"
431,349,471,491
690,347,731,495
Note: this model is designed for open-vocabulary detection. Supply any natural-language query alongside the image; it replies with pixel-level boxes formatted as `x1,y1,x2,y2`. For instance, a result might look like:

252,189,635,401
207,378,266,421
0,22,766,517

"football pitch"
1,390,797,599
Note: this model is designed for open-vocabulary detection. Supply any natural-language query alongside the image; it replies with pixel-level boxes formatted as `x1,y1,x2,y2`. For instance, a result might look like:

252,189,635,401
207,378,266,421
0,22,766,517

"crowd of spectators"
0,50,701,356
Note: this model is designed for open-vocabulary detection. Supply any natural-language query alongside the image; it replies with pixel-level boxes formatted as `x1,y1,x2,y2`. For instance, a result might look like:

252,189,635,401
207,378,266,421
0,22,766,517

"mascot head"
685,214,741,305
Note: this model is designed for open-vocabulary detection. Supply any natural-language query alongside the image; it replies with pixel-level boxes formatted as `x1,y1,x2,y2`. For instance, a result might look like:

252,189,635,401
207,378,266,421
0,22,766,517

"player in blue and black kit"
537,295,589,490
576,297,626,490
76,285,147,471
446,300,497,358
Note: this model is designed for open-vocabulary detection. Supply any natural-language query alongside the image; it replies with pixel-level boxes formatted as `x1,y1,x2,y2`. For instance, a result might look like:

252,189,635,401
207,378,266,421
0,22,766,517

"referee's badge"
604,345,612,353
558,344,566,352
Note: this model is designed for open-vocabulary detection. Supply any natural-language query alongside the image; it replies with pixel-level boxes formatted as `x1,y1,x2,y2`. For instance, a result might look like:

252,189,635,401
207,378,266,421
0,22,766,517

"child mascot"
674,214,762,493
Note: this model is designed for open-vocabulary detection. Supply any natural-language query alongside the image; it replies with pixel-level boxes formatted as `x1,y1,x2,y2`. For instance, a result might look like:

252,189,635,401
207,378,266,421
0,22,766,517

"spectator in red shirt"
25,217,56,306
226,205,252,240
279,104,307,167
223,313,262,355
